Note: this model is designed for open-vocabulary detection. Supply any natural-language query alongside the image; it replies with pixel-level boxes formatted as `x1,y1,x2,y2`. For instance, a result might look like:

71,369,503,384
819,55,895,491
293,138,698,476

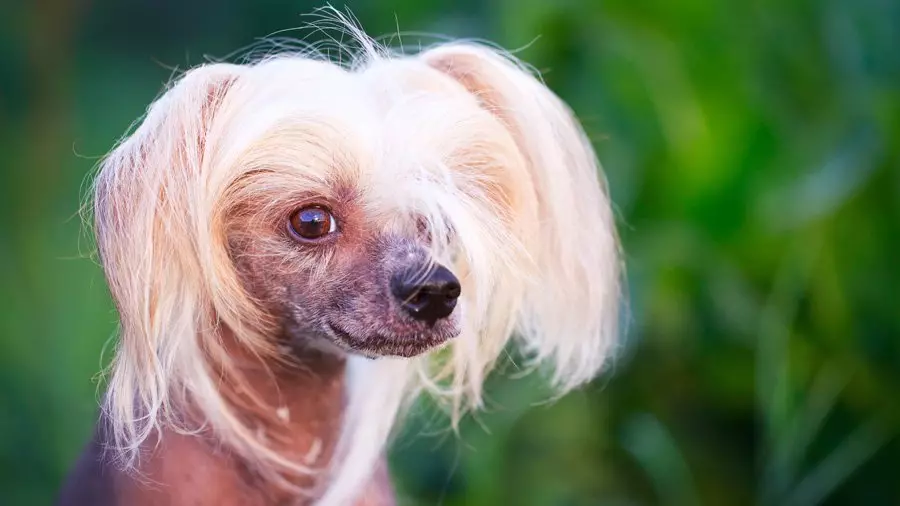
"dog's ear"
93,63,267,462
420,44,621,390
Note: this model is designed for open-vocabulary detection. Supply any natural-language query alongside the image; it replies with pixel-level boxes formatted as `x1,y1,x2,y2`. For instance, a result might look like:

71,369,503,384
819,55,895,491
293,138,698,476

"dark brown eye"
288,205,337,241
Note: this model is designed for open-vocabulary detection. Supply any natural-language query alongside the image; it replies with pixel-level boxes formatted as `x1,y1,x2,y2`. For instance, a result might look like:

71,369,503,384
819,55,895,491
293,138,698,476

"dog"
58,19,621,506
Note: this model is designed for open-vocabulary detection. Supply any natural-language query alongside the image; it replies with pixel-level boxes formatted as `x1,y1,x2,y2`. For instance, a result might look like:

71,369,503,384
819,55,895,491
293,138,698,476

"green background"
2,0,899,505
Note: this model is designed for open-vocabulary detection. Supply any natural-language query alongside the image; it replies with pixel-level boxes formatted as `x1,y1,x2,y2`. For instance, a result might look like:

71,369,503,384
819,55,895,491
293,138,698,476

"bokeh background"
2,0,899,505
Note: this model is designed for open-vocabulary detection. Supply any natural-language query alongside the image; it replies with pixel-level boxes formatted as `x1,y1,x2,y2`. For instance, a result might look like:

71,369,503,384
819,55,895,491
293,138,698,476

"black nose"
391,265,461,325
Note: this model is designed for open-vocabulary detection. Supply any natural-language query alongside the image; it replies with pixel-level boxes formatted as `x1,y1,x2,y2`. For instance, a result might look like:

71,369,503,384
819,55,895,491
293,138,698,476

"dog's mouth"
326,322,457,358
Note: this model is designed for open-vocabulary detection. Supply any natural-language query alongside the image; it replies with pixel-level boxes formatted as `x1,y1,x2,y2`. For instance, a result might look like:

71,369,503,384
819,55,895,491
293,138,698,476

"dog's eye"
288,205,337,241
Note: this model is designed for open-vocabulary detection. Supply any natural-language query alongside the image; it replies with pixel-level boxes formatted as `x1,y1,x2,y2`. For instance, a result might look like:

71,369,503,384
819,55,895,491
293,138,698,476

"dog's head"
206,55,537,359
93,35,620,498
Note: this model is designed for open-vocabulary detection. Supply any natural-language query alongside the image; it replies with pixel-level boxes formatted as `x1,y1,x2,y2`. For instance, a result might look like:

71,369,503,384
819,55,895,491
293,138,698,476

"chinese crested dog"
60,20,621,506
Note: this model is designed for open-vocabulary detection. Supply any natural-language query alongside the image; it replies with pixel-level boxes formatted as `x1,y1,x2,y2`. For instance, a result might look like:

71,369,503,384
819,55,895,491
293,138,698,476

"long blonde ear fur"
419,43,621,394
94,62,306,484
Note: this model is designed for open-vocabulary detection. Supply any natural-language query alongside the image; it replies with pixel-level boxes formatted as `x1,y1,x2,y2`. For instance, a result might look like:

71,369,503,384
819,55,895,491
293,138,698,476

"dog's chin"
326,322,458,358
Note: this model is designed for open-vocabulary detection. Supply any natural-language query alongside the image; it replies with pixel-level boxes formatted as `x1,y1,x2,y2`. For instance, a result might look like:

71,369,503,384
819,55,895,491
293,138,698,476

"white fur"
91,17,621,506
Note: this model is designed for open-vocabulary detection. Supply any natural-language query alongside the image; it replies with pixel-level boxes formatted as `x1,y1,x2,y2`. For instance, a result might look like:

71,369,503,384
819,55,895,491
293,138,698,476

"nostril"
407,291,426,307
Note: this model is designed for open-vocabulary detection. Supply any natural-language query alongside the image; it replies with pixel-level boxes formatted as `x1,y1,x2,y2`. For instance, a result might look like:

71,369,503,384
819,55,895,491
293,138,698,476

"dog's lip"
326,323,367,344
325,322,456,357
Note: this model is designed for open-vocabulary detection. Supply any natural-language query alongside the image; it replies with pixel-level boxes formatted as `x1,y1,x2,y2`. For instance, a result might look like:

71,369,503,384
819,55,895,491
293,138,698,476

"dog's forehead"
239,57,487,146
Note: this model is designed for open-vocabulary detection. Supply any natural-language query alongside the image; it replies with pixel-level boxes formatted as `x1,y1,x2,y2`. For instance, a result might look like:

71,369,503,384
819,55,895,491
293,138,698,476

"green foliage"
1,0,898,504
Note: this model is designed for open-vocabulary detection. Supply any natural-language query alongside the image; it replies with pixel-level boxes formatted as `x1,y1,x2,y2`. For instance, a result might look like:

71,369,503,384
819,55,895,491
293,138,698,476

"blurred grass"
1,0,899,505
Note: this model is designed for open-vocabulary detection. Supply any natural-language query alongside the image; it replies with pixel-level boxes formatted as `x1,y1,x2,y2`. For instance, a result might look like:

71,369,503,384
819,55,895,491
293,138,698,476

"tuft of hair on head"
90,9,620,505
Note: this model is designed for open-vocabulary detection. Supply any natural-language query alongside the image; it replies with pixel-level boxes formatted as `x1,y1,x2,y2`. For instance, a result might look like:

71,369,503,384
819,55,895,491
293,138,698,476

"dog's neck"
110,335,393,506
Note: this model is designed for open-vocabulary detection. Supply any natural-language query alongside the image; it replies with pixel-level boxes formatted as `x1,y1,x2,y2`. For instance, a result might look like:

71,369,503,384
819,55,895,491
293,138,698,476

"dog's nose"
391,265,461,325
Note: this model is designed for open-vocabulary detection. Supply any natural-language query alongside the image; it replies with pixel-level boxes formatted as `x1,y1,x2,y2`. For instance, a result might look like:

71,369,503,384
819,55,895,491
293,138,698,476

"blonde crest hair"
93,18,620,506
